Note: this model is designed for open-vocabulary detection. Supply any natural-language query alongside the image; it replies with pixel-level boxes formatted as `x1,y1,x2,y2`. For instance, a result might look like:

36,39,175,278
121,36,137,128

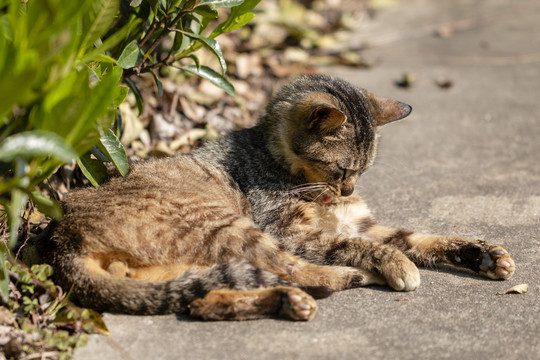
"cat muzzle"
340,186,354,197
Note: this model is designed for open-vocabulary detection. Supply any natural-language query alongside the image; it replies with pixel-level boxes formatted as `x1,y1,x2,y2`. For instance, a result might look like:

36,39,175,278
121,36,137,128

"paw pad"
480,245,515,280
280,288,317,321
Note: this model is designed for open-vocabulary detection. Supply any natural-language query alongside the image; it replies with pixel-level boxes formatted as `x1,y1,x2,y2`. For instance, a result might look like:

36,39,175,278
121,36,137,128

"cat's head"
260,74,411,203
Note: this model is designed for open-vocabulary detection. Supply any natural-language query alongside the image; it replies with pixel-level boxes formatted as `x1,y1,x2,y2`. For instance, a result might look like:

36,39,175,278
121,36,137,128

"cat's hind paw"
279,287,317,321
478,245,515,280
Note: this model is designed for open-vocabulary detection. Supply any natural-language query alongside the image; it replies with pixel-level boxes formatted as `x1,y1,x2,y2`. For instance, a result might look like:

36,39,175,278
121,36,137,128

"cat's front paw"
379,254,420,292
478,244,515,280
452,240,515,280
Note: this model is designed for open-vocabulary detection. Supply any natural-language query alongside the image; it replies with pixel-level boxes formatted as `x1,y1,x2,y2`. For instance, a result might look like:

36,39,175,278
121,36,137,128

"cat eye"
336,166,349,182
335,165,358,182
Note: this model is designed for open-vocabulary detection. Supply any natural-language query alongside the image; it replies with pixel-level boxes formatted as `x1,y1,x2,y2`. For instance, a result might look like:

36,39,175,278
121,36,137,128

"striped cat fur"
40,75,515,321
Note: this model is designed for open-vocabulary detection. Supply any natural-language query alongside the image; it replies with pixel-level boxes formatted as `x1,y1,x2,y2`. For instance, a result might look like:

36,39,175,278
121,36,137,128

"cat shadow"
353,265,493,294
175,313,197,322
173,266,492,321
421,264,494,281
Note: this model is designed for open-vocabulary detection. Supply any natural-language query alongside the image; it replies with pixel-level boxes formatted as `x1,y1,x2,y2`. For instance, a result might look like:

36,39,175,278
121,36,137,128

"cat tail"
60,258,300,315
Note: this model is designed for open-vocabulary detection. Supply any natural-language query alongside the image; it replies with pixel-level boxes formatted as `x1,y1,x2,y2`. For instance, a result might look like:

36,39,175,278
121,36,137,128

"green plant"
2,262,107,359
0,0,261,302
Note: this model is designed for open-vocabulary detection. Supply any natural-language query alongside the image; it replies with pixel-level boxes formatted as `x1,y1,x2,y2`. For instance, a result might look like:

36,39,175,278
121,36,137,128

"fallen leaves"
497,284,529,295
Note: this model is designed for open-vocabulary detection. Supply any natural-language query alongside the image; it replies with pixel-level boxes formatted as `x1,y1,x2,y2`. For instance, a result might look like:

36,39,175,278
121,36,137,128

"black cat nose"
341,186,354,197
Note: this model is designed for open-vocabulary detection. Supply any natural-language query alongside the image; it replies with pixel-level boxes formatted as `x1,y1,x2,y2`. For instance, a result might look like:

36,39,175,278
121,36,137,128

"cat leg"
289,234,420,291
188,286,317,321
182,213,383,291
277,258,386,290
360,224,515,280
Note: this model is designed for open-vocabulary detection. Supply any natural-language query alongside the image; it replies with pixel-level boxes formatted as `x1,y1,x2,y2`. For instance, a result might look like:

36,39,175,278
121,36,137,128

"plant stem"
131,10,188,77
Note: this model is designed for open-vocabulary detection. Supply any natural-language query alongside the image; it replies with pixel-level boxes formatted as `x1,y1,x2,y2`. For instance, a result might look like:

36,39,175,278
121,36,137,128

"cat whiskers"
286,183,328,195
284,182,339,202
312,188,330,203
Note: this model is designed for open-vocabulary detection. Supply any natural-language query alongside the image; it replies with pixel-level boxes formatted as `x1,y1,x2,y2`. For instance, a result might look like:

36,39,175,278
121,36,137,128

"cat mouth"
321,194,334,204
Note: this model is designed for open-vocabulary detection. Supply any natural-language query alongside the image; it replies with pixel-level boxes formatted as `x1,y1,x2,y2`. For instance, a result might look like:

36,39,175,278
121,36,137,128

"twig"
15,203,33,260
131,10,189,77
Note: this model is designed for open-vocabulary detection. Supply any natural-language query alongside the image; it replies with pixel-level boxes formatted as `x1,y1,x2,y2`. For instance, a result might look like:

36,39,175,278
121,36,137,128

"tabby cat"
40,75,515,321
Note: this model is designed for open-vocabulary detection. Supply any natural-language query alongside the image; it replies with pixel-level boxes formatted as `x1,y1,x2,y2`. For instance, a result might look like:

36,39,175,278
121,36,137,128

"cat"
40,74,515,321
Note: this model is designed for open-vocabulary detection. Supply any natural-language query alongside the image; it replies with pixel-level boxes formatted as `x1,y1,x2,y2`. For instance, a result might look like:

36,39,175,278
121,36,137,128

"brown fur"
40,75,514,321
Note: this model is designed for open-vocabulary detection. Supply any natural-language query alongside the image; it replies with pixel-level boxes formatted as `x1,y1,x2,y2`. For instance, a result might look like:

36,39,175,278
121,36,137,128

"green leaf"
79,18,142,64
29,191,63,220
151,70,163,97
0,131,77,163
199,0,244,7
92,54,118,64
90,145,110,162
7,180,28,249
78,0,121,58
0,67,39,118
181,65,235,96
113,86,129,108
130,0,143,6
64,66,123,151
171,28,188,53
99,129,129,177
77,153,108,187
181,32,227,74
124,77,144,115
0,252,8,303
193,4,218,18
210,0,260,38
188,54,200,70
117,40,143,69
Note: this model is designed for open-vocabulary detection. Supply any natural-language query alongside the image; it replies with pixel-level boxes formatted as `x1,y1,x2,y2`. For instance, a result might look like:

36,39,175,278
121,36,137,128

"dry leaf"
435,25,454,38
394,298,410,302
395,73,416,88
435,77,454,89
497,284,529,295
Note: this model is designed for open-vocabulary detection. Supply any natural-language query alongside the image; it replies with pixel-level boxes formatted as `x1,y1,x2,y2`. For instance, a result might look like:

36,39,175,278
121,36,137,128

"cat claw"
280,288,317,321
479,245,515,280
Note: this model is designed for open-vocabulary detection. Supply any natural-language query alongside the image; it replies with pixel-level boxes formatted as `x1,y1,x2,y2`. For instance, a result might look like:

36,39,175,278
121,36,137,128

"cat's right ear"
367,94,412,126
308,105,347,133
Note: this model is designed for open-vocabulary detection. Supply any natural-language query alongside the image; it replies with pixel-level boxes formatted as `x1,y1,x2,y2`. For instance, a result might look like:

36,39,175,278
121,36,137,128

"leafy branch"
0,0,261,307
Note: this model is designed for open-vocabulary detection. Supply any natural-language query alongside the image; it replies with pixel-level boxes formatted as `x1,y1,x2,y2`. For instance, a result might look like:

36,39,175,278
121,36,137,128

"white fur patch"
318,198,372,237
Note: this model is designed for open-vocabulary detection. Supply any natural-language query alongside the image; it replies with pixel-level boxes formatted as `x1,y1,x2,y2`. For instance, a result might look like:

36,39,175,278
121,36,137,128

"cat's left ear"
308,105,347,133
367,93,412,126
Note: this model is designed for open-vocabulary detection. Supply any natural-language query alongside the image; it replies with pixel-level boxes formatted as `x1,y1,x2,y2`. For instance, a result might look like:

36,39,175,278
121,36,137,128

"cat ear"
368,94,412,126
308,105,347,132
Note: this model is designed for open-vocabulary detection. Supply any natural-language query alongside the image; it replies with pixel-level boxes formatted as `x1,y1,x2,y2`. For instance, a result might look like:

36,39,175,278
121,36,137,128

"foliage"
1,262,108,359
0,0,261,302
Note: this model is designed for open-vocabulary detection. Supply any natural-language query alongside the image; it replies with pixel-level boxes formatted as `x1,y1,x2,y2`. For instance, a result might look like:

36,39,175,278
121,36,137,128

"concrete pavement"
75,0,540,359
